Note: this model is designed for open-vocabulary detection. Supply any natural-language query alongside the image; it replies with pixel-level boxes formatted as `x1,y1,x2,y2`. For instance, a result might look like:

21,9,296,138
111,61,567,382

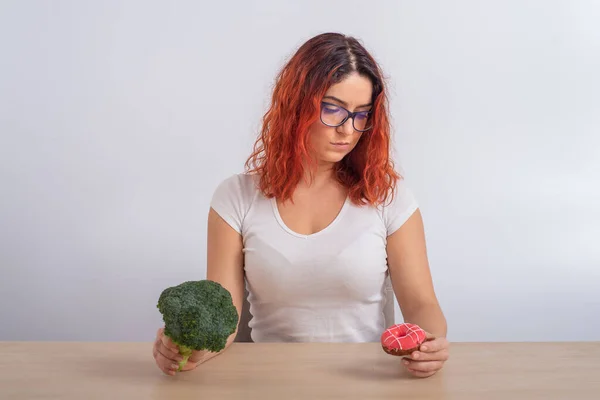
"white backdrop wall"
1,0,599,342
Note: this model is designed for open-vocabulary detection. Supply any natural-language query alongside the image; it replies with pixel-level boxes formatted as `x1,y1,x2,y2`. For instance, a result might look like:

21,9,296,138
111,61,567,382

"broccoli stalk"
175,344,193,371
157,280,239,371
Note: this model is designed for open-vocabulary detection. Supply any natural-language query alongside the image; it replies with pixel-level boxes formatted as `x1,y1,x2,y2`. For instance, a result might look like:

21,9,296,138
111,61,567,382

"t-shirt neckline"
270,196,350,239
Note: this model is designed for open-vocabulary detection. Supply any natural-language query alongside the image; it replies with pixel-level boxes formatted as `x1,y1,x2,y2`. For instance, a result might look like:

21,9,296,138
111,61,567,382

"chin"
320,152,347,164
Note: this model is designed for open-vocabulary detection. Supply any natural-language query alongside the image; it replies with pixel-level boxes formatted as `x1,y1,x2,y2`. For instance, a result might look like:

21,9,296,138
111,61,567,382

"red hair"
245,33,400,206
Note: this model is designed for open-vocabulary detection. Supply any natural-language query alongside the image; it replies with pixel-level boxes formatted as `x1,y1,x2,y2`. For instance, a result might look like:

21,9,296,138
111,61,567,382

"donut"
381,323,429,356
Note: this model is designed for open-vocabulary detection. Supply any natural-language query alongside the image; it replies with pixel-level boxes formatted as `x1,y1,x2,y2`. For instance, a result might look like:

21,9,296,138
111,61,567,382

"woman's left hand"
402,332,449,378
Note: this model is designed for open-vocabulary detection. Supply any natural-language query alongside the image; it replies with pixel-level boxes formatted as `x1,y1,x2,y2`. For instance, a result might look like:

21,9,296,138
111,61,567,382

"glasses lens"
321,103,347,126
353,112,371,131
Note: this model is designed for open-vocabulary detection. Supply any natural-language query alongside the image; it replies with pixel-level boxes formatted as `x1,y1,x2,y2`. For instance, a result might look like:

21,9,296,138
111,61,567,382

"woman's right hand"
152,327,204,375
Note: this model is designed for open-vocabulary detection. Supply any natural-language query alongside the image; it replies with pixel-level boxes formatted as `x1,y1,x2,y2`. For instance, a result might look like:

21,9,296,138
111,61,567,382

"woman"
153,32,449,378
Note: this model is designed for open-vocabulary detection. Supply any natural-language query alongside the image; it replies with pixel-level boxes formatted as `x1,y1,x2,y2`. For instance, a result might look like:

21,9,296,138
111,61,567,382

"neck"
300,161,337,189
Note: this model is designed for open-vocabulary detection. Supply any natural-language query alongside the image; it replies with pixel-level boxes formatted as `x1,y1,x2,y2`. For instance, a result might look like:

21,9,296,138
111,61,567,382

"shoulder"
378,177,419,237
210,172,261,234
212,172,260,199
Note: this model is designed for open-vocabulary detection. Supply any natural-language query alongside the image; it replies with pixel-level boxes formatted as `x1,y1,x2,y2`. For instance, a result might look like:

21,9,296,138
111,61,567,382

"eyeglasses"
320,101,373,132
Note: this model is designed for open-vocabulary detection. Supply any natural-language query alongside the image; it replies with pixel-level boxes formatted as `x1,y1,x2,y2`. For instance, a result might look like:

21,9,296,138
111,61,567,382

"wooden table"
1,341,599,399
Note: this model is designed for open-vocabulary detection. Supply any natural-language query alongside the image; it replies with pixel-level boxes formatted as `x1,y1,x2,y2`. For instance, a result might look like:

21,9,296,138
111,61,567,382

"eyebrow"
323,95,372,109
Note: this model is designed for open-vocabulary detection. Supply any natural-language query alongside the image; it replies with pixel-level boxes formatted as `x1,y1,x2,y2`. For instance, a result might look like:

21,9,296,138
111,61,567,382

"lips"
331,142,350,145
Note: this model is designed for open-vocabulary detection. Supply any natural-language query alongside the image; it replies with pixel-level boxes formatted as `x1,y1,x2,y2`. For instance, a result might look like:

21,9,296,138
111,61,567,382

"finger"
419,337,449,353
188,350,206,364
157,341,183,363
156,327,167,345
155,352,179,376
180,360,198,371
424,331,436,341
153,340,179,376
406,368,437,378
153,351,177,376
160,331,180,353
408,348,449,362
403,359,444,373
152,338,161,359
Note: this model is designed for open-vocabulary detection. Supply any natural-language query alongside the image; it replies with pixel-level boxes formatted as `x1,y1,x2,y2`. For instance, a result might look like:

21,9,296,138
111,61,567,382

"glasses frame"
319,101,373,132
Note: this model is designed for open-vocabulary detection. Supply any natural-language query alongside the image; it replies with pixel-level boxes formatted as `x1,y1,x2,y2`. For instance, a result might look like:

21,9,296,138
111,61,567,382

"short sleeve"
210,173,257,234
381,178,419,236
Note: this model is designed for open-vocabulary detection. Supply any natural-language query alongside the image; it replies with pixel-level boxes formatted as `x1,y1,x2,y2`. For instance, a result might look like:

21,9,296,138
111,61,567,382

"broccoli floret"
157,280,238,371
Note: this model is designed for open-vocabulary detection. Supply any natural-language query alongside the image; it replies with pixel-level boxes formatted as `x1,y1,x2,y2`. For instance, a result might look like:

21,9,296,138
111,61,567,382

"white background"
1,0,599,342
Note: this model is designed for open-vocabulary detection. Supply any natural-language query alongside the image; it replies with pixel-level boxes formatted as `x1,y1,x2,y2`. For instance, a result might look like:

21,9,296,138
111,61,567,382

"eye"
323,105,341,114
355,112,370,120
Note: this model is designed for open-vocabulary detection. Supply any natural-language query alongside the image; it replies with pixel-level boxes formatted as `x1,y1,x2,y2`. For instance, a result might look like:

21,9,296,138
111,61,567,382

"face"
308,72,373,166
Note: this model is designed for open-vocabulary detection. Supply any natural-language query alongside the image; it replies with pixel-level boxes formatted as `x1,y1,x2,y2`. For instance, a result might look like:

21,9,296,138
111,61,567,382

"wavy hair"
245,32,400,206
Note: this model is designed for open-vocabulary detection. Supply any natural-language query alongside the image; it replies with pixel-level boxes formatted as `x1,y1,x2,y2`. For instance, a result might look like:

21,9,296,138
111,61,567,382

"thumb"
179,350,206,370
419,331,436,350
180,360,199,371
188,350,207,364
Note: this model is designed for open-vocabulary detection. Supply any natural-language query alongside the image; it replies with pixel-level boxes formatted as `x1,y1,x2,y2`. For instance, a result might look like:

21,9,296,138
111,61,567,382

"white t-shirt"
210,173,419,343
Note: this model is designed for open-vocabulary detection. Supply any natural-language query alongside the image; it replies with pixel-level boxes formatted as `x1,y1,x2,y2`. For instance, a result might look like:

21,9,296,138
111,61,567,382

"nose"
337,117,355,136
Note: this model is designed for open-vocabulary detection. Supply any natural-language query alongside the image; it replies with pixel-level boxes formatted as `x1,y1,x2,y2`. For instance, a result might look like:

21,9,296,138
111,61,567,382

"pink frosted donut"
381,323,429,356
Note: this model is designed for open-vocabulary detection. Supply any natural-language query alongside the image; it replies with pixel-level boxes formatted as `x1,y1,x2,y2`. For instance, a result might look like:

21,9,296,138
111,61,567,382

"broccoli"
157,280,239,371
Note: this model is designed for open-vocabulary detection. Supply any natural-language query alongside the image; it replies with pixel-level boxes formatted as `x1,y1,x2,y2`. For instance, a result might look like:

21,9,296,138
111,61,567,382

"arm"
386,208,446,337
386,208,449,378
193,207,246,365
158,207,245,371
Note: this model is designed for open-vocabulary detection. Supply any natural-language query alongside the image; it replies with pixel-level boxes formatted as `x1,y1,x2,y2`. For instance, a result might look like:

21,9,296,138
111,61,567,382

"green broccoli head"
157,280,238,368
